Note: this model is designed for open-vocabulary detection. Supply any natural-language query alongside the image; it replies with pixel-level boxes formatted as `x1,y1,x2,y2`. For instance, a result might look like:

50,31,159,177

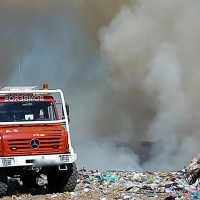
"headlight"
1,158,15,166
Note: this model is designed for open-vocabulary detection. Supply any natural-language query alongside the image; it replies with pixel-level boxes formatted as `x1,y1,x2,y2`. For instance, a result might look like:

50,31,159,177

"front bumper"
0,153,77,167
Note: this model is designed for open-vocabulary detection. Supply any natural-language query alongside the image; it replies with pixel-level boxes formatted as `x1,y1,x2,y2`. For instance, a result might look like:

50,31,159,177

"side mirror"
62,103,70,123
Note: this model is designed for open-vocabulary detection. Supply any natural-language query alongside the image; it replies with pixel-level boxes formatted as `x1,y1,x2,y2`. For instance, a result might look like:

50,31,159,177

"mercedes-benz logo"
30,139,40,149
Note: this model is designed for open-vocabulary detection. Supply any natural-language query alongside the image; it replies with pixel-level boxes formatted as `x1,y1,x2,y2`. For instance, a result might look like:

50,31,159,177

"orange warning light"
43,83,48,90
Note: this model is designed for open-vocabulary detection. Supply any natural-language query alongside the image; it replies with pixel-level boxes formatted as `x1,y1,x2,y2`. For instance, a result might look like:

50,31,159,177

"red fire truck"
0,84,77,196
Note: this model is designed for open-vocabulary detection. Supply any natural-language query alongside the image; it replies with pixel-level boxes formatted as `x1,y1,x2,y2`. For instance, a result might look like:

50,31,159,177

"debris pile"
2,155,200,199
184,154,200,186
73,168,198,199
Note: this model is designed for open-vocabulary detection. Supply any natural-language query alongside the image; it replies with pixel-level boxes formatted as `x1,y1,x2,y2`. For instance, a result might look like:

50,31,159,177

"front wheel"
0,168,8,197
47,162,78,193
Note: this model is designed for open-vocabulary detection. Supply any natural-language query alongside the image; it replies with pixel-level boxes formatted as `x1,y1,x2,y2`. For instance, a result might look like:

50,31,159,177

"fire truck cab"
0,84,77,196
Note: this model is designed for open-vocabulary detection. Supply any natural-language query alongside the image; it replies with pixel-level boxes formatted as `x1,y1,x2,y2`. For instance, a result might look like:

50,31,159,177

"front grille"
4,133,65,155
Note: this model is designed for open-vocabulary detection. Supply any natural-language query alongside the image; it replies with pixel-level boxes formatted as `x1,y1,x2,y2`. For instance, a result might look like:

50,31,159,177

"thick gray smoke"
0,0,141,171
1,0,200,171
99,0,200,170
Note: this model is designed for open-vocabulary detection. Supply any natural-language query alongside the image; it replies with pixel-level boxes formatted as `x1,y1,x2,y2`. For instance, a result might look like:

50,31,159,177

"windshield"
0,101,58,122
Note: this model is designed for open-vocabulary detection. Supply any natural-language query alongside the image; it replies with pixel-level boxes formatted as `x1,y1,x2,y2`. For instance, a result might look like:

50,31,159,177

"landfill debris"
50,194,58,198
1,155,200,199
184,154,200,186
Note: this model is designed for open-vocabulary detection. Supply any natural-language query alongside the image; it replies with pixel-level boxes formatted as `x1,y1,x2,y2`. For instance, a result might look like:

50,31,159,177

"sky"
1,0,200,171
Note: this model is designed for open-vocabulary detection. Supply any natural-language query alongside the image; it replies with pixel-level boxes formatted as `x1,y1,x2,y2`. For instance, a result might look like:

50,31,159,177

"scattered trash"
50,194,58,198
83,188,90,192
2,155,200,199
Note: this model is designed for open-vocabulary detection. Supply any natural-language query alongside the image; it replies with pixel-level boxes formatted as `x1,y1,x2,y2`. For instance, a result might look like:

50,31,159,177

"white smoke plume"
99,0,200,170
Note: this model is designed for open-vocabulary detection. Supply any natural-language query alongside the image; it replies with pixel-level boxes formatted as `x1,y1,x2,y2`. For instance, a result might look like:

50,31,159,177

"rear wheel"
47,163,78,193
0,168,8,197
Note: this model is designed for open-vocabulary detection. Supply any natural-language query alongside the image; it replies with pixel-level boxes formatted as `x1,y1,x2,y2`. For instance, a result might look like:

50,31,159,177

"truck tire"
62,162,78,192
47,162,78,193
0,168,8,197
